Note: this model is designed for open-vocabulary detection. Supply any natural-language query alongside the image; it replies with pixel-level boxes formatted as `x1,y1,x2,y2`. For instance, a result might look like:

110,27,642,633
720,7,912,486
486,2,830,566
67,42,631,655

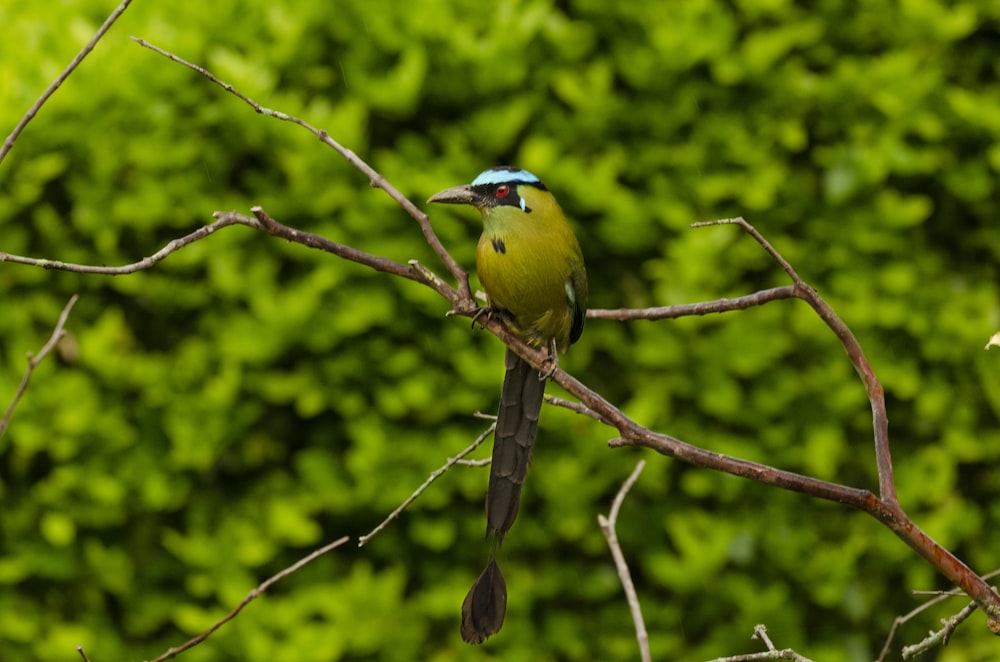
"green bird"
428,166,588,644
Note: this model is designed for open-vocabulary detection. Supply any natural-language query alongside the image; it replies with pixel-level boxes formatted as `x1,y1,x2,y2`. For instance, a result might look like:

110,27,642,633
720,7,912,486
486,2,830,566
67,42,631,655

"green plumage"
476,184,588,352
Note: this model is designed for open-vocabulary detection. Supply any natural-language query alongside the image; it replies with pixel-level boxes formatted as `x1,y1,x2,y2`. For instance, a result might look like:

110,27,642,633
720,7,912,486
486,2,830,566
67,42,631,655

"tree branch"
0,215,247,274
598,460,650,662
707,624,815,662
901,601,978,659
0,294,79,439
876,568,1000,662
129,36,471,302
149,536,350,662
0,0,136,166
358,423,495,547
693,218,896,504
588,286,798,321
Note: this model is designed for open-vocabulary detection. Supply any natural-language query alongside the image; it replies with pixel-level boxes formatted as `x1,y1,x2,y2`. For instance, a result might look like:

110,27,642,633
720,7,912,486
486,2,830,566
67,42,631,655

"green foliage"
3,0,1000,660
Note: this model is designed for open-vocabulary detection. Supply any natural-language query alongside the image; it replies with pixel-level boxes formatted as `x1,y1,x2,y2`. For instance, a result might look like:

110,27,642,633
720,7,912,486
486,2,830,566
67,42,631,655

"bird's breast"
477,228,575,349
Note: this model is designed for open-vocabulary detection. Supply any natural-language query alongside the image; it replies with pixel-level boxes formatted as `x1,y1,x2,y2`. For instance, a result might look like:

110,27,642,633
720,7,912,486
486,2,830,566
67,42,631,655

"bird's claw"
470,306,500,331
538,339,559,380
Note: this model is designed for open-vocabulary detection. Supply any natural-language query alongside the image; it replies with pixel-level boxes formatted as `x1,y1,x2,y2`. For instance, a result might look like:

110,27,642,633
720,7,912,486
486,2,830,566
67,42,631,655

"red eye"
495,185,509,197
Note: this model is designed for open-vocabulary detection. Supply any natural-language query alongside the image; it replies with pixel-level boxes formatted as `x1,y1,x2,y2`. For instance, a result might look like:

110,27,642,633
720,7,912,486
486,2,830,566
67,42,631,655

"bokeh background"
2,1,1000,660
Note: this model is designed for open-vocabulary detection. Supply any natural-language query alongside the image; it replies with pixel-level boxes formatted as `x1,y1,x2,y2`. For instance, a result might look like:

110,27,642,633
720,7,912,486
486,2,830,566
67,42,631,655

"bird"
428,166,588,644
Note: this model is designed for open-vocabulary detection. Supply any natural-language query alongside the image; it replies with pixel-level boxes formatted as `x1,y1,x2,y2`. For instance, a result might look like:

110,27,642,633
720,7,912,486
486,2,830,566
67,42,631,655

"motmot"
428,166,588,644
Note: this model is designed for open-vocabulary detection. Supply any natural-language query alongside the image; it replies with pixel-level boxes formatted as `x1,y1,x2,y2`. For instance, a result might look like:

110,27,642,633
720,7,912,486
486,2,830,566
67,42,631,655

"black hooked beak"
427,184,483,207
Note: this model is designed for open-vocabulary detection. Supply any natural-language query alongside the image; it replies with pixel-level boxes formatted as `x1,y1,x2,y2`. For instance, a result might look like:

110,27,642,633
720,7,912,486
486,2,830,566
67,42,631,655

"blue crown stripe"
471,168,541,187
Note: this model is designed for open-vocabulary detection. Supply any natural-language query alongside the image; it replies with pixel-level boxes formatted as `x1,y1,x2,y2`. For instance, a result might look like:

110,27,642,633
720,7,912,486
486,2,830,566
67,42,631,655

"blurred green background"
2,0,1000,660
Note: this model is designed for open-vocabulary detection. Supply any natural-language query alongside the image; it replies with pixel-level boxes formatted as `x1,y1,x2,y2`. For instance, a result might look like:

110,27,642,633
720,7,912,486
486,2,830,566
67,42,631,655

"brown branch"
149,536,350,662
466,217,999,632
588,286,797,321
545,394,607,423
129,36,471,302
0,295,79,439
0,0,136,166
697,218,896,503
0,207,463,314
598,460,650,662
233,207,460,304
546,219,1000,628
0,215,247,275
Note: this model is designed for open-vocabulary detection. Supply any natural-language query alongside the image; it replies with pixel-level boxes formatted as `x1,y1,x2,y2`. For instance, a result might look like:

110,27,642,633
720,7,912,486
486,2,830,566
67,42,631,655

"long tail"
461,348,545,644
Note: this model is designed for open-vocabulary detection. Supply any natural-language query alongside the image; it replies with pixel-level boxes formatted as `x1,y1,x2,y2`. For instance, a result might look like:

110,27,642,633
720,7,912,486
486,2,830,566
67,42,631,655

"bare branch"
876,569,1000,662
696,218,896,504
545,394,607,423
0,294,79,439
0,215,247,275
598,460,650,662
358,424,495,547
706,624,815,662
234,207,458,301
130,37,471,300
149,535,350,662
456,457,492,467
542,218,1000,625
0,0,136,166
901,601,979,659
75,646,91,662
588,286,797,321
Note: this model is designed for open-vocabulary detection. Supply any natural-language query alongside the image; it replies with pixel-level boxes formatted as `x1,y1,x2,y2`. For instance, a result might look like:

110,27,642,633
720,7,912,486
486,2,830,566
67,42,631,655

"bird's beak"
427,185,480,206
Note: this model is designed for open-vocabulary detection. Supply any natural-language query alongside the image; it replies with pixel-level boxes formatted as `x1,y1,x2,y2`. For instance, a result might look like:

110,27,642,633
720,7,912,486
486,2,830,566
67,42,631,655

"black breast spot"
491,238,506,254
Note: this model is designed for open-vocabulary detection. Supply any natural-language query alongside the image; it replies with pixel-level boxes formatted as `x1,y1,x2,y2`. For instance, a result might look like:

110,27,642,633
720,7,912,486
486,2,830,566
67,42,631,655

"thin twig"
456,457,492,467
598,460,650,662
902,601,979,659
876,569,1000,662
705,624,815,662
545,395,607,423
129,36,471,301
75,646,91,662
358,423,495,547
0,215,246,274
0,294,79,438
588,286,797,321
149,536,350,662
0,0,135,165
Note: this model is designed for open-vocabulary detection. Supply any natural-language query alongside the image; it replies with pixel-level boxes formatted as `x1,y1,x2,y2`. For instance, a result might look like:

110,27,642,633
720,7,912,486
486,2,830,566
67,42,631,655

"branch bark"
149,536,350,662
0,294,79,438
598,460,651,662
0,0,136,165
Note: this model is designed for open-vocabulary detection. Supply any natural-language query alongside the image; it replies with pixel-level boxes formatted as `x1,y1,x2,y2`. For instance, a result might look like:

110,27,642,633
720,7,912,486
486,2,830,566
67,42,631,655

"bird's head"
427,166,548,215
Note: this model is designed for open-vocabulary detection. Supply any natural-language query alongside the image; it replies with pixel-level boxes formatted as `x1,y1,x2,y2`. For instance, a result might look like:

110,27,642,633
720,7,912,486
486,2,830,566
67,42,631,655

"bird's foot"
539,338,559,380
469,306,491,330
470,306,515,332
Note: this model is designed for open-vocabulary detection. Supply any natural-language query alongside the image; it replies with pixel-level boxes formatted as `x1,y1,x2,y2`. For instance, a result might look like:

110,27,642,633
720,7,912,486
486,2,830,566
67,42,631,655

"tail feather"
460,559,507,644
487,348,545,541
461,348,545,644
